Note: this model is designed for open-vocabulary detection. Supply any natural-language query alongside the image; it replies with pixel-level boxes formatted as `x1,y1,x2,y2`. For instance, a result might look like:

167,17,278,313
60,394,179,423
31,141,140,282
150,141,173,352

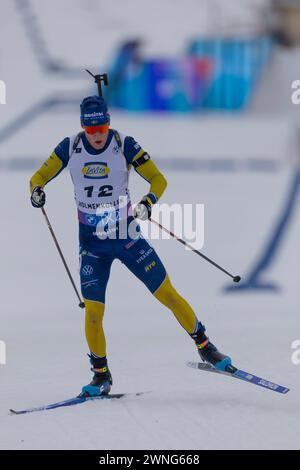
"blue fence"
109,37,273,112
109,55,212,112
189,37,273,110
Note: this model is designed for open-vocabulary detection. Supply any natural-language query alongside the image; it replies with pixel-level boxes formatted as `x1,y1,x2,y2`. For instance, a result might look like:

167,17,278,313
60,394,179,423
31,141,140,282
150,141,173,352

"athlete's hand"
31,186,46,208
134,196,152,220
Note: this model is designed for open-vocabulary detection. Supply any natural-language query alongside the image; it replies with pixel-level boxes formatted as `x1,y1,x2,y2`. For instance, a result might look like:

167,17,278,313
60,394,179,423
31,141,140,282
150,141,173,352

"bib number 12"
84,185,113,198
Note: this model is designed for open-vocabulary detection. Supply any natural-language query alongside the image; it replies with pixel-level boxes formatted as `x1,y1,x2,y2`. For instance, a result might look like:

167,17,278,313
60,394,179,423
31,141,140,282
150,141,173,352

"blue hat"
80,96,110,126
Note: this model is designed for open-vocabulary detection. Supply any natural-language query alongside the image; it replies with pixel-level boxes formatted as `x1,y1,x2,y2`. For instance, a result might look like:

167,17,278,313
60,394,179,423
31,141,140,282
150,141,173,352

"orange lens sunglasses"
83,124,109,135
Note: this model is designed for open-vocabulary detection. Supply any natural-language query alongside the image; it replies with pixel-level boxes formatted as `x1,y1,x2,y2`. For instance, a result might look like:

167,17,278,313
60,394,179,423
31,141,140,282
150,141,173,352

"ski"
10,392,146,415
187,362,290,394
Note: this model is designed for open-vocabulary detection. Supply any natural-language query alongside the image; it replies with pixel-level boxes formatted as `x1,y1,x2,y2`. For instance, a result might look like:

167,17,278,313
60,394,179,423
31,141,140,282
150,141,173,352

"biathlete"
30,96,232,397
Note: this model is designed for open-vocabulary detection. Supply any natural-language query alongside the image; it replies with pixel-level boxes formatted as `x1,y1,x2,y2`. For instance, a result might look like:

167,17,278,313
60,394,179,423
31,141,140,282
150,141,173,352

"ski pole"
149,217,241,283
41,207,85,308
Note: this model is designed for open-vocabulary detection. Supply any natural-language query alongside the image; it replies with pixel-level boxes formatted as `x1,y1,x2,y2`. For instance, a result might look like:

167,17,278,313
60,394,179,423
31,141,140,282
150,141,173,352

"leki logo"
82,162,110,179
0,340,6,365
0,80,6,104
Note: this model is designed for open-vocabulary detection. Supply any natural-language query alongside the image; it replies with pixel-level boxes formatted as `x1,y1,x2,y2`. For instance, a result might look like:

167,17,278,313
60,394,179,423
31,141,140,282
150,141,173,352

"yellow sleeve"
134,158,167,203
29,152,64,193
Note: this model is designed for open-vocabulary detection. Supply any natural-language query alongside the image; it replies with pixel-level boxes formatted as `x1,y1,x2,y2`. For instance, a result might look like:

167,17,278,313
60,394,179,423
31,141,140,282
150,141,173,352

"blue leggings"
80,235,167,303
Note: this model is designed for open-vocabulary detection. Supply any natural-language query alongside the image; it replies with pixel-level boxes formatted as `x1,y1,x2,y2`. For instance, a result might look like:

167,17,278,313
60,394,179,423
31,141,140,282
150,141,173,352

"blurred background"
1,0,300,450
1,0,299,293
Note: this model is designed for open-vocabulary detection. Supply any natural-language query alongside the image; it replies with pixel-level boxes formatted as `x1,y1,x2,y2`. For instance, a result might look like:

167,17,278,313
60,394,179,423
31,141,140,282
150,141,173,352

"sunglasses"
83,124,110,135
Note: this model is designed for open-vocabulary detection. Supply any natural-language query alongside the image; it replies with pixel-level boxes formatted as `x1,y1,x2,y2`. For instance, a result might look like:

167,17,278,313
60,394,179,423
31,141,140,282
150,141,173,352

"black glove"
133,195,152,220
31,186,46,208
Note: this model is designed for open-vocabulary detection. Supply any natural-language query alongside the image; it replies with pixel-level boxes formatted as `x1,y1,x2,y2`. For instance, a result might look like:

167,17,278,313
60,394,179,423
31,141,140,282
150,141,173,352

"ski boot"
79,354,113,398
191,322,232,372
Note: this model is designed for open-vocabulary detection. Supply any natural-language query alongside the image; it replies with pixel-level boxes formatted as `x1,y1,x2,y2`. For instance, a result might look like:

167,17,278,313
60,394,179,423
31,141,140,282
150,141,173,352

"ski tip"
186,361,213,371
10,408,27,415
136,390,152,397
186,361,198,369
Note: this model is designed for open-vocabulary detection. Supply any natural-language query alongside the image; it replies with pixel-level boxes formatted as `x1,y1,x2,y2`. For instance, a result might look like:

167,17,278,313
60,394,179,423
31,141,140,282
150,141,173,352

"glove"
31,186,46,208
133,195,152,220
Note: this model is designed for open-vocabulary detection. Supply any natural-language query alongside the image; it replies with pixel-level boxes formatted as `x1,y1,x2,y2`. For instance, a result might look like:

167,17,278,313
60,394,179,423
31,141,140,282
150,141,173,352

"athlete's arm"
124,136,167,204
30,152,65,192
133,160,168,220
29,137,71,208
122,136,167,220
134,158,167,204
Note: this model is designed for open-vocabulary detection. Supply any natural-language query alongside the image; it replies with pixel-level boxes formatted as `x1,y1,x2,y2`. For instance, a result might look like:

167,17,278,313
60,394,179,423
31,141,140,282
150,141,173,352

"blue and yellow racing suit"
30,129,200,358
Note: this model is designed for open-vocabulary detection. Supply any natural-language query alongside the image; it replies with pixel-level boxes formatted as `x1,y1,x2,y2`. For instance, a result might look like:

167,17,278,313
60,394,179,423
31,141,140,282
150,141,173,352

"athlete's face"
83,124,110,150
85,130,109,150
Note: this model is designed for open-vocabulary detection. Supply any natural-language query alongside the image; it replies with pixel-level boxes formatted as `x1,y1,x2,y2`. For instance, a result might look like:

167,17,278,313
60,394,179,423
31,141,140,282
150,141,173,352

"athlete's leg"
153,274,198,334
79,248,113,358
79,248,114,396
117,236,199,334
118,236,231,370
85,300,106,358
154,273,232,370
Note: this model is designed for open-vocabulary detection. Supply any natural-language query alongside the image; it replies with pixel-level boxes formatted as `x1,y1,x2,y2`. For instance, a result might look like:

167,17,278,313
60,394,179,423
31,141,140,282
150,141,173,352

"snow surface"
1,166,299,450
0,0,300,451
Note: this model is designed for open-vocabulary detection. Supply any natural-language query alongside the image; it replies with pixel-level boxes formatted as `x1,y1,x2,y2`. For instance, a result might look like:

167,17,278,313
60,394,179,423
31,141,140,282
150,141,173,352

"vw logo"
82,265,93,276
